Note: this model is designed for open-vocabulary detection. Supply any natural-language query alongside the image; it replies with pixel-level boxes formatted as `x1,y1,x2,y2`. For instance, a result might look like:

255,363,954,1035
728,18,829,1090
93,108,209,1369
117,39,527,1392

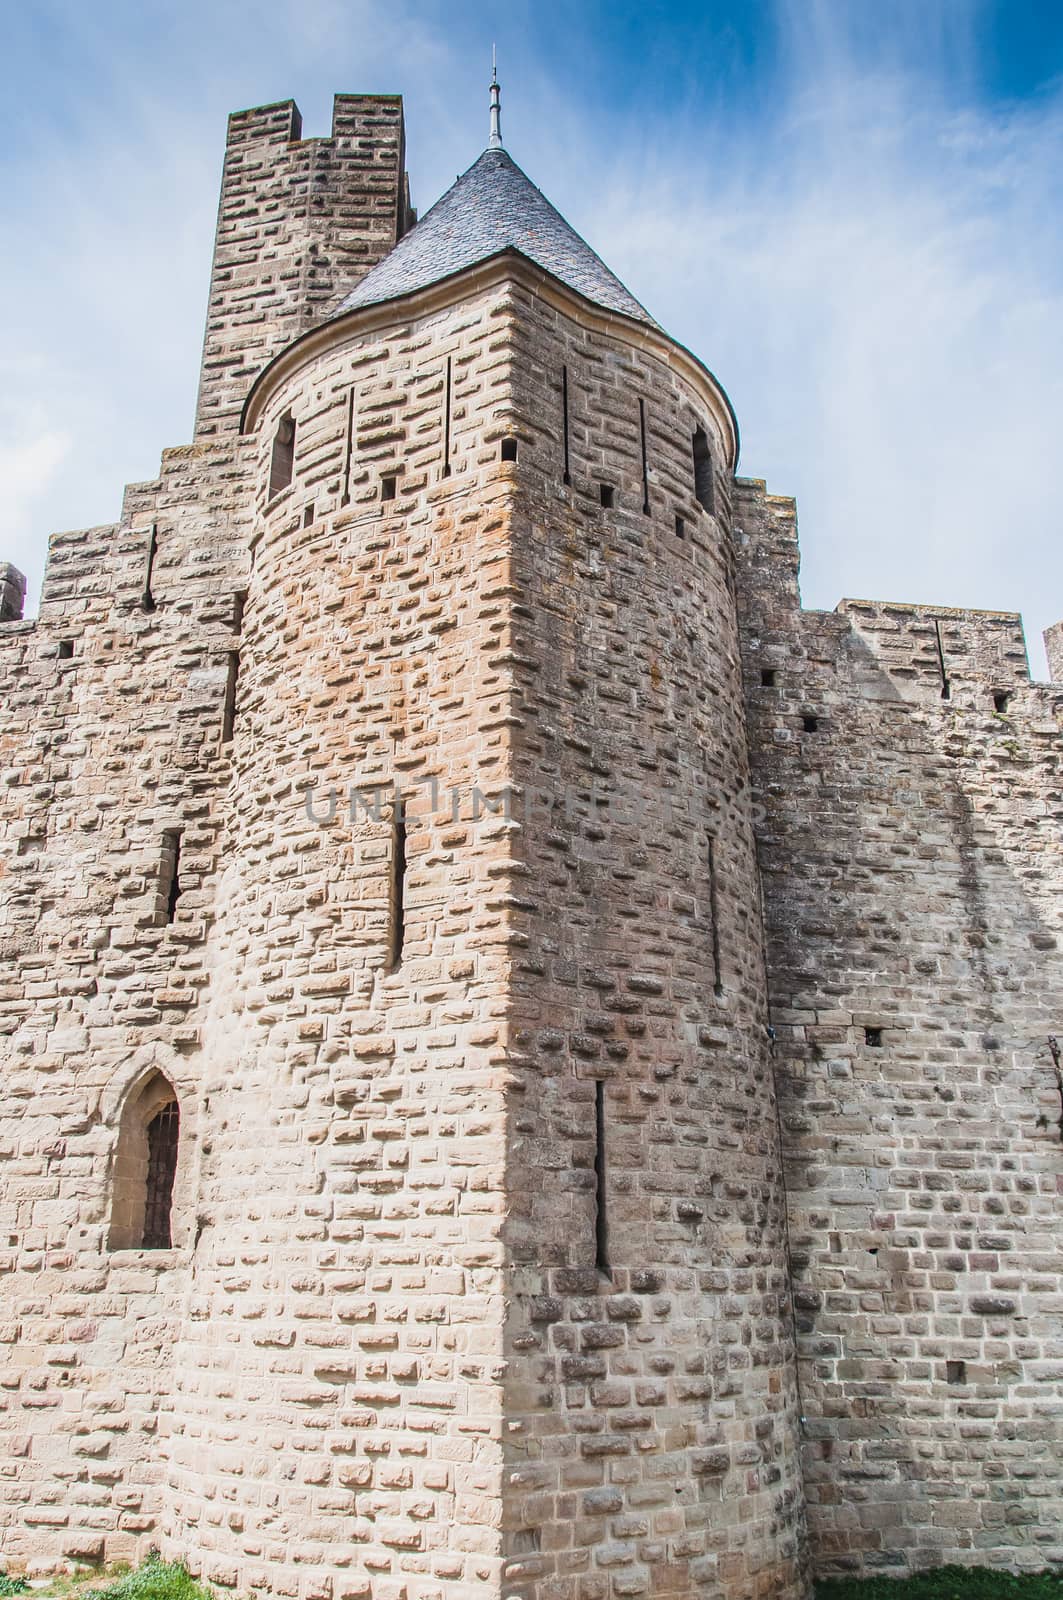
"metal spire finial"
489,46,502,148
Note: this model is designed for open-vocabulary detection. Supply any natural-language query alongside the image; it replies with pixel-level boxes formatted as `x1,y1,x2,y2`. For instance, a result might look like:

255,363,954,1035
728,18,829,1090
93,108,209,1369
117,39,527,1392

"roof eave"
240,247,740,469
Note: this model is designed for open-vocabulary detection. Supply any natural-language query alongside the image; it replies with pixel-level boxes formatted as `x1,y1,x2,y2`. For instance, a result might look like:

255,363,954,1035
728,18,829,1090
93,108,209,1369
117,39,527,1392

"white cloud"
0,426,71,515
564,16,1063,675
0,379,72,595
3,0,1061,677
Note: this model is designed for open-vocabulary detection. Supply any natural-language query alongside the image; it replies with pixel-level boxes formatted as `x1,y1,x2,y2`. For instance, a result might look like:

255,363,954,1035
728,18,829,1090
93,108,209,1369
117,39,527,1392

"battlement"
194,93,413,441
0,563,26,622
1045,618,1063,682
838,595,1031,696
735,467,1063,1584
223,92,408,148
223,97,303,147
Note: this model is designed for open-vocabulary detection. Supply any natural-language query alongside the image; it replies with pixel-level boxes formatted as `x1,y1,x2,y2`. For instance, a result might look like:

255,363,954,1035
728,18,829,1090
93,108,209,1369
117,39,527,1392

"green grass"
0,1558,213,1600
8,1557,1060,1600
816,1566,1063,1599
1,1565,127,1600
87,1557,213,1600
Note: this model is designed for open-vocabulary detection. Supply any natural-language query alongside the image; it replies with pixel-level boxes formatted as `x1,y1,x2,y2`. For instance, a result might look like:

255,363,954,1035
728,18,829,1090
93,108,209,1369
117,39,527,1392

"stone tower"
3,80,1062,1600
0,91,806,1600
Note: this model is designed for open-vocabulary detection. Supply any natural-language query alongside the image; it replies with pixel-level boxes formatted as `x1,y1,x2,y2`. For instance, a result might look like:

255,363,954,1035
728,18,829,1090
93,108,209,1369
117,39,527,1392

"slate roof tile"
338,146,656,327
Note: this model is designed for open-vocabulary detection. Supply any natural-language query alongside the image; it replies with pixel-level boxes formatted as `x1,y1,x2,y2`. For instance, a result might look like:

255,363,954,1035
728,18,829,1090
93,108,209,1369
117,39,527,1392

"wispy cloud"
0,376,71,573
552,4,1063,673
2,0,1061,674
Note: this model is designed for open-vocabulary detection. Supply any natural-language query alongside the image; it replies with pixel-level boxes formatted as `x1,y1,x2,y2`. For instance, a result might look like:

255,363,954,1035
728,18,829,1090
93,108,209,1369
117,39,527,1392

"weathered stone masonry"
736,486,1063,1579
0,87,1059,1600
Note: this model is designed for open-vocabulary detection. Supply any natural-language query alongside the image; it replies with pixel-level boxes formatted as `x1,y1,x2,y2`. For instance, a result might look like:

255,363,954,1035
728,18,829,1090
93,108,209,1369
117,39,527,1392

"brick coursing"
194,95,413,441
0,88,1059,1600
735,483,1063,1579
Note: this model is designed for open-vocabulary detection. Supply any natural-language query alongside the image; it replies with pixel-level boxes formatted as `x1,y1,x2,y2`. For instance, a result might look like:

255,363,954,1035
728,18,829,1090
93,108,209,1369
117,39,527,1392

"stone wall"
0,241,810,1597
0,432,251,1565
496,289,806,1599
735,478,1063,1579
163,283,519,1599
3,80,1060,1600
0,92,415,1576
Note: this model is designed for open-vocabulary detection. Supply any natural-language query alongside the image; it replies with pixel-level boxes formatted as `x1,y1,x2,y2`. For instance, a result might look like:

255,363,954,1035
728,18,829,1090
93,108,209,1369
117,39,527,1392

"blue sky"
2,0,1062,672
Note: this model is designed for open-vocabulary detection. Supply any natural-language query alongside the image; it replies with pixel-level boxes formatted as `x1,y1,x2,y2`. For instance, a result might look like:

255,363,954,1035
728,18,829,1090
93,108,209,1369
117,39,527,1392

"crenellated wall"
735,478,1063,1581
2,82,1060,1600
0,237,808,1600
0,430,253,1565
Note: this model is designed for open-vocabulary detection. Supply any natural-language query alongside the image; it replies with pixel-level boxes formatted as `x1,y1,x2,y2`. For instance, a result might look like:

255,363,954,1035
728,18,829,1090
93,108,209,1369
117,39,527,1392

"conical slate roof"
338,146,656,327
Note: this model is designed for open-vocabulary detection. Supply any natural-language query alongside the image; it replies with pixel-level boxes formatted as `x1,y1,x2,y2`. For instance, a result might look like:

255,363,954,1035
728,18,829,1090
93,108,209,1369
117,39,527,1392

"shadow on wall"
755,617,1063,1577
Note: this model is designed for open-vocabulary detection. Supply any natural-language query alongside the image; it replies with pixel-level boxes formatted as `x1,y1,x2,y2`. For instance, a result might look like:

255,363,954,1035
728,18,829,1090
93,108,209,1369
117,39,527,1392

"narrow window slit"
993,690,1010,714
221,652,239,744
58,639,75,660
761,668,777,687
303,503,315,528
442,357,453,479
599,484,615,509
946,1360,967,1386
500,437,518,463
693,425,715,514
388,798,408,971
675,514,686,539
933,619,951,700
341,387,356,504
562,367,571,486
864,1026,883,1048
381,474,397,502
638,398,650,515
161,831,183,924
708,835,724,998
142,1101,179,1249
269,412,296,500
141,523,158,612
594,1079,609,1274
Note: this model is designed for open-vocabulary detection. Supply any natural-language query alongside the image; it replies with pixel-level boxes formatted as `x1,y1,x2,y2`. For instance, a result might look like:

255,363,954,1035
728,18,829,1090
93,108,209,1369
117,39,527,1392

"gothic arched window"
109,1072,181,1251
